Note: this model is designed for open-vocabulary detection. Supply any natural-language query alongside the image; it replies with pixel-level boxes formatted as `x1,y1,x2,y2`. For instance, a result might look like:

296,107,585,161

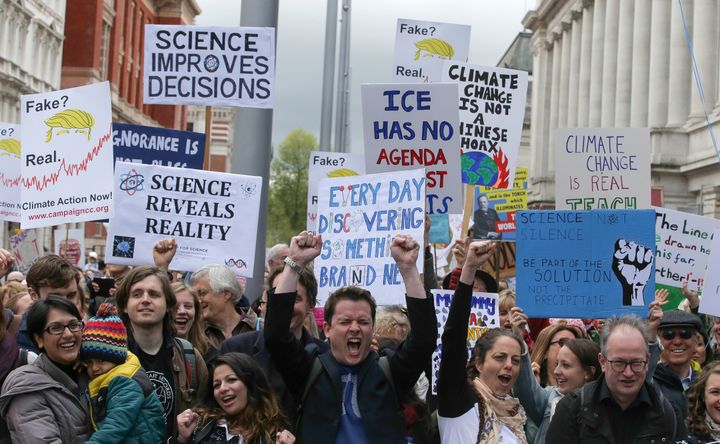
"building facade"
523,0,720,216
0,0,66,250
186,105,235,172
61,0,200,257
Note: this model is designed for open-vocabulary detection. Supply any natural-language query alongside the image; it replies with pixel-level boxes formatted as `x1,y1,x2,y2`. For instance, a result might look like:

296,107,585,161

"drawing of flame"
493,149,510,189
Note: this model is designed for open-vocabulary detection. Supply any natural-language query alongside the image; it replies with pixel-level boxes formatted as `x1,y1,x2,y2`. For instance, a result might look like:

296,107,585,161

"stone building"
523,0,720,215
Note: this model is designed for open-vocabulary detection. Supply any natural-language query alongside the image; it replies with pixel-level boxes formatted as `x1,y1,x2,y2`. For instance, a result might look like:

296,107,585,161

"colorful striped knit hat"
80,303,127,364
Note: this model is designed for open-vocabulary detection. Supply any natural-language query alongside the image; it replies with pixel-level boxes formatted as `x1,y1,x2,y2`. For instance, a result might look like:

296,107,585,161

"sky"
195,0,532,153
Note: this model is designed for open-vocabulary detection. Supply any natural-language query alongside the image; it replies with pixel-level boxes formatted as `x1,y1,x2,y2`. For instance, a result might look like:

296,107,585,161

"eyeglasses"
660,329,694,341
44,320,84,335
606,359,647,373
550,338,570,347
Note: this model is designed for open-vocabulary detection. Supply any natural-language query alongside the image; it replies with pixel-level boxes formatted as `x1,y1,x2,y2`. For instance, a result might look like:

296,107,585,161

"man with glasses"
652,309,701,427
547,315,684,443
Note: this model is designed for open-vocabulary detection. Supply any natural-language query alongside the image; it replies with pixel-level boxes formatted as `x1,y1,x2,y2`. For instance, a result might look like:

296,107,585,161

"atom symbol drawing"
608,214,619,225
112,236,135,258
119,169,144,196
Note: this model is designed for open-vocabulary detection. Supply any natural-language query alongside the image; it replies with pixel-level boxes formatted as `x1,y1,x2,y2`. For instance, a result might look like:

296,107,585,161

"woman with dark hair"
176,352,295,443
0,295,91,443
437,240,529,443
530,323,581,387
514,333,600,444
686,361,720,443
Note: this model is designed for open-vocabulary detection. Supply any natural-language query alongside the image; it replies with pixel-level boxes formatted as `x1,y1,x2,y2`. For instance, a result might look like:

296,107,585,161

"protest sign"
54,228,85,268
315,169,425,305
144,25,275,108
20,82,114,228
307,151,365,231
655,208,720,308
9,229,41,274
429,214,450,244
431,289,498,394
0,123,21,222
362,83,461,214
472,167,528,240
441,63,528,188
555,128,651,210
113,123,205,169
516,209,656,318
393,19,470,83
105,162,261,276
486,242,517,280
699,227,720,316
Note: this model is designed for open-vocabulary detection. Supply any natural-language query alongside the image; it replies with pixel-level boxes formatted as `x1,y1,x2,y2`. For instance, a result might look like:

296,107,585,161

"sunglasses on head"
660,329,694,340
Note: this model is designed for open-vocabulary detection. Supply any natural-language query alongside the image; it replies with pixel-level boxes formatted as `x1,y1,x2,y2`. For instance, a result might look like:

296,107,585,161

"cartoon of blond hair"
44,109,95,142
414,38,455,60
0,138,20,159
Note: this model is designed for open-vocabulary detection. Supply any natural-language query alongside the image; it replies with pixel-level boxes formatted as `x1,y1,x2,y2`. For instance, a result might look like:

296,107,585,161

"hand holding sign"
290,231,322,268
612,239,654,307
0,248,15,276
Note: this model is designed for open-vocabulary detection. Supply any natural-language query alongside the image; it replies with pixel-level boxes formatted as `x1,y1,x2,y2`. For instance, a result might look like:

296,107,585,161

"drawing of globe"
462,151,498,185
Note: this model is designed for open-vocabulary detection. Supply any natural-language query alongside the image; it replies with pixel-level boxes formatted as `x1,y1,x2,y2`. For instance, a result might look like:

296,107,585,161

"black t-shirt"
135,343,175,439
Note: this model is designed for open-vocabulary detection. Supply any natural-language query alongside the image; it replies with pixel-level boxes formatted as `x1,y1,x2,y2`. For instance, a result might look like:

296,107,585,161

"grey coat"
0,353,91,444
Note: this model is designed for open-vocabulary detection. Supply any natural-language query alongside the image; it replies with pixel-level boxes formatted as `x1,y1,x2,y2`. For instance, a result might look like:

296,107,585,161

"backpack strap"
378,356,396,402
175,337,198,390
16,348,28,367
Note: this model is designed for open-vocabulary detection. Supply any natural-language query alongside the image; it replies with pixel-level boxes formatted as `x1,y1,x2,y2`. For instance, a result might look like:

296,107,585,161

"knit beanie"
80,303,127,364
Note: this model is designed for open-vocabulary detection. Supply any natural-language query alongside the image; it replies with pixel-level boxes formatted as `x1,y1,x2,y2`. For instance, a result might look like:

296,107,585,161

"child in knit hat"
81,303,165,443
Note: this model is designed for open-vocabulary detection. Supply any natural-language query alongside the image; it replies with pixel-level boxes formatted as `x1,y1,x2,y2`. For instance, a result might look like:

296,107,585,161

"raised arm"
437,241,496,418
264,231,322,394
387,235,438,400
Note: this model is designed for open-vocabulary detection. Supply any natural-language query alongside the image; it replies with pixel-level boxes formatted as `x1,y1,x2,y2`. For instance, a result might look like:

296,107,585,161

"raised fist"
612,239,653,307
390,234,420,268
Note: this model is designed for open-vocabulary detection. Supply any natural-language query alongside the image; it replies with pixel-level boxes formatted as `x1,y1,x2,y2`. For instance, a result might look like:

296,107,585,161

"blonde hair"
498,289,516,313
0,138,20,158
375,305,410,340
45,109,95,142
414,38,454,60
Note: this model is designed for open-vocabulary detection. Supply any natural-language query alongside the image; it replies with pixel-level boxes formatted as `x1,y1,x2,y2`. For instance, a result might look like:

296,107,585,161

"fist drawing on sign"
612,239,654,307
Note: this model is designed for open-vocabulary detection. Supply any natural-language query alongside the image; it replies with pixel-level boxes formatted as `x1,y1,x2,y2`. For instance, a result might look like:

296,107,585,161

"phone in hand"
93,277,115,298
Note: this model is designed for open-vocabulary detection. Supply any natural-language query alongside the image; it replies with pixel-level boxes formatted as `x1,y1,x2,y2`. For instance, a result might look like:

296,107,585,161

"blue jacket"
86,352,165,444
514,351,562,444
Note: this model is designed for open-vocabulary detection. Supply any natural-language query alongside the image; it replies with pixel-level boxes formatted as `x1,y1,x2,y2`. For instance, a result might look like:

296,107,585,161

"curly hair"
198,353,288,443
687,361,720,440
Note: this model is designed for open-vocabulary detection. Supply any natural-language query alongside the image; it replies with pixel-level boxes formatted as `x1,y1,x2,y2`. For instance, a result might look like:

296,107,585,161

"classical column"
567,11,582,128
548,33,563,177
667,0,693,127
630,0,652,127
614,0,634,127
530,35,549,184
578,5,593,127
601,0,620,127
690,0,717,117
558,23,571,128
648,0,671,127
588,0,606,126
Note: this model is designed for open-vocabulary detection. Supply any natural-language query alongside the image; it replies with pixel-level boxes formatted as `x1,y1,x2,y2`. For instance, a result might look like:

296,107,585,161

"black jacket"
652,362,697,423
219,328,329,423
264,289,437,444
546,377,682,443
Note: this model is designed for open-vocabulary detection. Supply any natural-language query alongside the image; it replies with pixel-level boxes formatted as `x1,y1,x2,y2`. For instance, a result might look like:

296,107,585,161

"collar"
681,364,694,390
88,352,141,396
127,331,175,354
597,375,652,409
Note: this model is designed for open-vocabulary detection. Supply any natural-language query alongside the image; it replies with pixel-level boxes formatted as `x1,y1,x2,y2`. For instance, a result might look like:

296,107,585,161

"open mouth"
347,338,361,356
175,317,189,326
556,377,567,385
59,341,76,350
220,394,236,406
498,374,512,386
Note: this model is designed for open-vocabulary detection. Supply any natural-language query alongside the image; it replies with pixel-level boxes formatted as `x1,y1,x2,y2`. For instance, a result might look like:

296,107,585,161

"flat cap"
658,309,702,331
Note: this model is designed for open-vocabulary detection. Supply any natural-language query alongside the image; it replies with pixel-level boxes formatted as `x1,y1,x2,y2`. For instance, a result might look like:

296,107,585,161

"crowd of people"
0,227,719,444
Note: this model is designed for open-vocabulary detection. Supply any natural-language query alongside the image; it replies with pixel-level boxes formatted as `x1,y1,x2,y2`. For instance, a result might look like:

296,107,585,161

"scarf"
705,412,720,441
472,377,528,444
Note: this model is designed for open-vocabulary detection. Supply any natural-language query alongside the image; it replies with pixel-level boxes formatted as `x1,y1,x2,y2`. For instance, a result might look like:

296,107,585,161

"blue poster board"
112,123,205,169
516,210,656,318
429,214,450,244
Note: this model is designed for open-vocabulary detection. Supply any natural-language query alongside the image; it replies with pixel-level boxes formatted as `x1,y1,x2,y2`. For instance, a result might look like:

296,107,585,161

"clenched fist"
612,239,653,307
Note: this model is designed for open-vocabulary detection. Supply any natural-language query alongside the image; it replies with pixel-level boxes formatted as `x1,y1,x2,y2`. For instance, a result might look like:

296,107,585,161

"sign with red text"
442,63,528,188
655,208,720,307
361,83,461,214
307,151,365,231
555,128,650,210
20,82,114,228
393,18,470,83
315,169,426,305
472,167,528,240
54,228,85,268
144,25,275,108
0,123,21,222
105,162,261,276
